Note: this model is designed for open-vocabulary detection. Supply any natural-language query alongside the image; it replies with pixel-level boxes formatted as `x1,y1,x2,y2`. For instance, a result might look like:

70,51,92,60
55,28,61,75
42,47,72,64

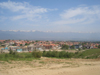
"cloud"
0,1,27,12
0,1,53,21
8,30,35,32
54,18,86,25
0,30,98,34
54,5,100,25
8,30,19,32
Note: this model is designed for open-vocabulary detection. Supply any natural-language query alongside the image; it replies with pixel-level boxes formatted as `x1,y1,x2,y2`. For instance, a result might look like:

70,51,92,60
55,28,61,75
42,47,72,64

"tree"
25,43,28,46
32,50,42,58
46,40,48,42
78,48,81,51
9,50,13,54
12,43,16,46
35,40,39,42
61,44,69,50
59,51,66,58
70,45,75,49
42,50,46,56
83,47,86,50
98,45,100,48
20,44,22,46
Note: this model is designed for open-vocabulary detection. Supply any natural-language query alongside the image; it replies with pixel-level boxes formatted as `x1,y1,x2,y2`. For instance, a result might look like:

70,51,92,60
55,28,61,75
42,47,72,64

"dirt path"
0,58,100,75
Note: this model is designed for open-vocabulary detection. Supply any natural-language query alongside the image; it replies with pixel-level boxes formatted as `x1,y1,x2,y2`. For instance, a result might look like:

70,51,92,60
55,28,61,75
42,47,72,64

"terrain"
0,57,100,75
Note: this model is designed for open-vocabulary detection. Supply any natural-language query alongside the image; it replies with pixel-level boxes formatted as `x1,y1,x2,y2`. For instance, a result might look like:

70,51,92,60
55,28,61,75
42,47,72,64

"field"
74,49,100,59
42,49,100,59
0,49,100,75
0,57,100,75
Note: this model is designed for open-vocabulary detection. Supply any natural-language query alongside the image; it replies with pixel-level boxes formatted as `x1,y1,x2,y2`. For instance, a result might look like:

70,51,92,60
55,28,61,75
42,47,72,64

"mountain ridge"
0,30,100,41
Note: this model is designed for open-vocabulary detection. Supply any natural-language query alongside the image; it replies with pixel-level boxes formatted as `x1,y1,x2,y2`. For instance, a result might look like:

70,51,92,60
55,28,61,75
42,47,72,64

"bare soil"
0,57,100,75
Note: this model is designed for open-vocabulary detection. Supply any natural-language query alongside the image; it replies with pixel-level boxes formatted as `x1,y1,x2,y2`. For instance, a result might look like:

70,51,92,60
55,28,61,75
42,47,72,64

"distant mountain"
0,30,100,41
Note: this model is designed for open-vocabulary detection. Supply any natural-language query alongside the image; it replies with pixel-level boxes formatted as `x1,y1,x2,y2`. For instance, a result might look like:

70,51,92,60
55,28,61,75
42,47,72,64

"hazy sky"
0,0,100,33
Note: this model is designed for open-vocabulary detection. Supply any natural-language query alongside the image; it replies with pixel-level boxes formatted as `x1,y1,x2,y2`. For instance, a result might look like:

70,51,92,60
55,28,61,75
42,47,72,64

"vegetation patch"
42,50,74,58
43,49,100,59
0,49,100,62
74,49,100,59
0,50,42,61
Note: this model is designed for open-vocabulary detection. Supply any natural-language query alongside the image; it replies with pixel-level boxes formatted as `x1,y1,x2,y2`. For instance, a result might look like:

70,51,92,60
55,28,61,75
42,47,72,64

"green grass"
39,61,45,64
74,49,100,59
43,49,100,59
81,49,100,55
0,49,100,61
0,52,40,61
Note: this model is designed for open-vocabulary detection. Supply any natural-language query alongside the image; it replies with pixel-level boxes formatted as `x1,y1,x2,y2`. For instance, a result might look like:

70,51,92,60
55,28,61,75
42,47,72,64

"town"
0,40,100,53
0,0,100,75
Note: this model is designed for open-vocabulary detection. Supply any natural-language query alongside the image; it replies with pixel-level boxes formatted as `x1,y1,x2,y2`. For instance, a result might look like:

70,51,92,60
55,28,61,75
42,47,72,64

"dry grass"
0,57,100,75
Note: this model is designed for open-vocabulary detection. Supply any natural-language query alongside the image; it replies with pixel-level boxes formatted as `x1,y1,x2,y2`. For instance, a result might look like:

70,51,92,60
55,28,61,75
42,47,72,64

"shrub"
13,51,17,55
59,51,66,58
55,51,59,58
5,54,9,58
70,45,75,49
37,51,42,58
32,50,42,58
42,50,74,58
61,44,69,50
42,50,47,56
78,48,81,51
9,50,13,54
75,51,79,54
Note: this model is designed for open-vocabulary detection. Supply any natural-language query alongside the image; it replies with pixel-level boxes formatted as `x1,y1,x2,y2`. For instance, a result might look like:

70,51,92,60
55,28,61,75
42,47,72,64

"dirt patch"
0,57,100,75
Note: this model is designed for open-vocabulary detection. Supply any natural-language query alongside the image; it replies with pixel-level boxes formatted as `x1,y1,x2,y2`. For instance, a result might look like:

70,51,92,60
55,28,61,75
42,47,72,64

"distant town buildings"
0,40,100,53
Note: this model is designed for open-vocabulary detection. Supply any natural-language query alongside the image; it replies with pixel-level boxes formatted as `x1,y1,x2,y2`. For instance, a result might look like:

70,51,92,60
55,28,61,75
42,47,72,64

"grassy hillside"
0,49,100,61
0,51,41,61
74,49,100,59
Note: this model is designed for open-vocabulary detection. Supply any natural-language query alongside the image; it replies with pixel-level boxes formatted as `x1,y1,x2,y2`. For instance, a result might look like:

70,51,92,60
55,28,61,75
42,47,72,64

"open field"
0,49,100,75
0,57,100,75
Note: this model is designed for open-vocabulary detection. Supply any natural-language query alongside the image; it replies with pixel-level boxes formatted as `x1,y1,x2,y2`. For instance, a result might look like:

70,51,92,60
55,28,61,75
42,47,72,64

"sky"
0,0,100,33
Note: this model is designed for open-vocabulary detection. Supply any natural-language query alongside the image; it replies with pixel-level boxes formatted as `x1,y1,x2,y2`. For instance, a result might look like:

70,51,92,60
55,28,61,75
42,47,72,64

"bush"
70,45,75,49
78,48,81,51
36,51,42,58
13,51,17,55
25,54,32,58
61,44,69,50
59,51,66,58
42,50,47,56
46,51,52,57
75,51,79,54
9,50,13,54
5,54,9,58
54,51,59,58
98,45,100,48
42,50,74,58
0,51,41,61
32,50,42,58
